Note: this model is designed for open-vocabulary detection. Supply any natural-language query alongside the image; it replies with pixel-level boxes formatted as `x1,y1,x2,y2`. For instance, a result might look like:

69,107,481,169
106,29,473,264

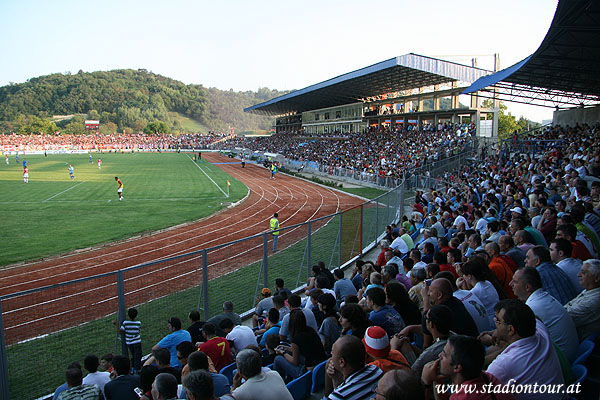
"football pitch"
0,152,246,267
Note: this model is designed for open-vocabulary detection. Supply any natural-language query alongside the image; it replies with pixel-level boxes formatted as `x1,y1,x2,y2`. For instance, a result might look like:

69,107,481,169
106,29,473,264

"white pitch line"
186,154,228,198
42,182,84,202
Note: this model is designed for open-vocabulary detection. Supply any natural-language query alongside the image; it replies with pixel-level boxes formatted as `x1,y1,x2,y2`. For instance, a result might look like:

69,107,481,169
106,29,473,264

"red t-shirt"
199,337,231,372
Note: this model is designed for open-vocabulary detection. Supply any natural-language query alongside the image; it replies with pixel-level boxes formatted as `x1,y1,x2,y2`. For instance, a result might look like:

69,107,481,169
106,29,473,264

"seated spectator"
513,230,535,254
366,287,406,338
410,249,427,271
375,369,424,400
82,354,111,397
385,280,422,326
555,223,593,261
483,242,515,298
549,238,584,292
104,355,141,400
350,260,365,291
258,308,281,347
459,259,501,330
484,300,564,400
317,293,342,356
564,259,600,340
307,288,325,326
383,263,411,290
333,269,357,302
499,235,526,269
177,341,197,379
262,334,279,367
279,294,319,341
272,294,290,322
206,301,241,337
151,373,177,400
100,354,113,374
408,268,427,313
187,310,205,347
510,267,578,363
274,278,292,298
375,240,390,268
363,326,410,373
151,317,192,368
426,263,440,279
399,228,415,252
198,323,231,372
401,278,478,349
273,309,326,381
339,303,370,339
151,347,182,384
138,365,159,400
524,246,578,305
181,370,218,400
57,366,101,400
221,318,257,355
390,231,409,254
187,351,230,397
434,251,458,279
231,349,293,400
53,362,81,400
324,335,383,399
252,288,273,329
422,334,516,400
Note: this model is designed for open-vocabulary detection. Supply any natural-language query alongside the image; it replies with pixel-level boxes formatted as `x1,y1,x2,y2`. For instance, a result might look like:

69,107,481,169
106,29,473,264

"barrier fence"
0,181,405,400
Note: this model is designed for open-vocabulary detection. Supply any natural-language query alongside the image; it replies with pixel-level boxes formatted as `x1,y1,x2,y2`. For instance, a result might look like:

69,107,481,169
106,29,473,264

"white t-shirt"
226,325,257,354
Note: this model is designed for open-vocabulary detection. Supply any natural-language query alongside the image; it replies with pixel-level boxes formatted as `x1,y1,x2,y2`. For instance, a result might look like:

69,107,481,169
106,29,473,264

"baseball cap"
362,326,390,358
510,207,523,215
261,288,271,296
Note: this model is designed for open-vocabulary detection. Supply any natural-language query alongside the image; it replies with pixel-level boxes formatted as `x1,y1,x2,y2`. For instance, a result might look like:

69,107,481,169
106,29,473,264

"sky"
0,0,558,123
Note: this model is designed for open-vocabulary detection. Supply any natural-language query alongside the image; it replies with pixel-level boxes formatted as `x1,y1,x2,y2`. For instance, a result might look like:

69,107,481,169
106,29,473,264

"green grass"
0,152,246,266
169,112,209,133
338,186,386,200
6,204,360,400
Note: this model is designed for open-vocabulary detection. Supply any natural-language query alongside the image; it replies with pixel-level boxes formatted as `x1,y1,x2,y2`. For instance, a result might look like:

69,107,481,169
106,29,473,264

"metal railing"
0,182,406,399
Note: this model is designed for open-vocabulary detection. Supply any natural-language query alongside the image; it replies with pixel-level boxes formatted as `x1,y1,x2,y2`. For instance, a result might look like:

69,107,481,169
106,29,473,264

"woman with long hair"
385,281,422,326
317,293,341,356
339,303,370,339
273,309,326,382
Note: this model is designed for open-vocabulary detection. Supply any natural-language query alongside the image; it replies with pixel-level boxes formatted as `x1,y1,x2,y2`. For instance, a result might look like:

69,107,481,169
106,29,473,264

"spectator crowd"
52,122,600,400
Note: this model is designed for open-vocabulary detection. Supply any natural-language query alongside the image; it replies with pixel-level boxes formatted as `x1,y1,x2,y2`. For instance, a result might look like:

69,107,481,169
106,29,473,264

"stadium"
1,0,600,399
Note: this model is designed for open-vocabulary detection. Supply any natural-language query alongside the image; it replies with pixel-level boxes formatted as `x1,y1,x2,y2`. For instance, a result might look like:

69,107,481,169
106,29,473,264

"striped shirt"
325,364,383,400
120,320,141,345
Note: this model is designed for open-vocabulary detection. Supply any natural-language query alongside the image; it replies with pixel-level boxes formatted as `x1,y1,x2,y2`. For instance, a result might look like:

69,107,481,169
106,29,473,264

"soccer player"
115,176,124,201
23,166,29,183
68,164,75,180
4,154,8,164
98,158,102,169
89,153,92,163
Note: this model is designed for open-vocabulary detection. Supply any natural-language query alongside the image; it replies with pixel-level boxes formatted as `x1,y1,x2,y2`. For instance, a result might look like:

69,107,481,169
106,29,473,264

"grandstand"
1,0,600,399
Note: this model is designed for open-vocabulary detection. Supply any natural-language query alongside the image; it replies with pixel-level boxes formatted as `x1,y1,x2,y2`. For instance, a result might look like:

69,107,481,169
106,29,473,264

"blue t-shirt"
259,323,281,347
369,305,405,338
158,329,192,367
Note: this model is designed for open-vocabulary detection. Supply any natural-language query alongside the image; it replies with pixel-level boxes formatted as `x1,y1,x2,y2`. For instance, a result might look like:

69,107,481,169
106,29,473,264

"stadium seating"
286,369,313,400
571,364,588,385
219,362,237,385
310,360,327,393
572,340,595,367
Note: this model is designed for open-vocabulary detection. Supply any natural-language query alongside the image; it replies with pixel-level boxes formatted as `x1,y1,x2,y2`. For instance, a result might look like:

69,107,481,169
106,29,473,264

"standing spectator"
152,317,192,368
104,355,141,400
114,307,142,373
270,212,280,253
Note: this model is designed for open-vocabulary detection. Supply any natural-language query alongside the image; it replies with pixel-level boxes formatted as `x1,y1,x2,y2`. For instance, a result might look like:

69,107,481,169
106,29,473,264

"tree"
482,100,518,138
100,121,117,134
144,121,171,135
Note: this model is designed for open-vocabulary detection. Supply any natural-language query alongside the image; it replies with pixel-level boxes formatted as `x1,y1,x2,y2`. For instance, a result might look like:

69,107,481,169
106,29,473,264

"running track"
0,153,364,344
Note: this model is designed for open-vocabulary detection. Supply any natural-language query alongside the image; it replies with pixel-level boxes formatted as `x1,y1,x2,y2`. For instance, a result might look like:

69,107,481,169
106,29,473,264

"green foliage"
144,120,171,135
0,70,288,133
482,100,540,138
14,115,58,134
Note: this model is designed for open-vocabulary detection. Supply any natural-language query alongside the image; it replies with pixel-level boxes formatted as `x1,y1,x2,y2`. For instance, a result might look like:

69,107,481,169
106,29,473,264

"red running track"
0,153,364,344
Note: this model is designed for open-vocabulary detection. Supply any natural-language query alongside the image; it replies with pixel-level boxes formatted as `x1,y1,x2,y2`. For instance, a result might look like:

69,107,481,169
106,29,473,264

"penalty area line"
42,182,85,202
185,154,229,198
